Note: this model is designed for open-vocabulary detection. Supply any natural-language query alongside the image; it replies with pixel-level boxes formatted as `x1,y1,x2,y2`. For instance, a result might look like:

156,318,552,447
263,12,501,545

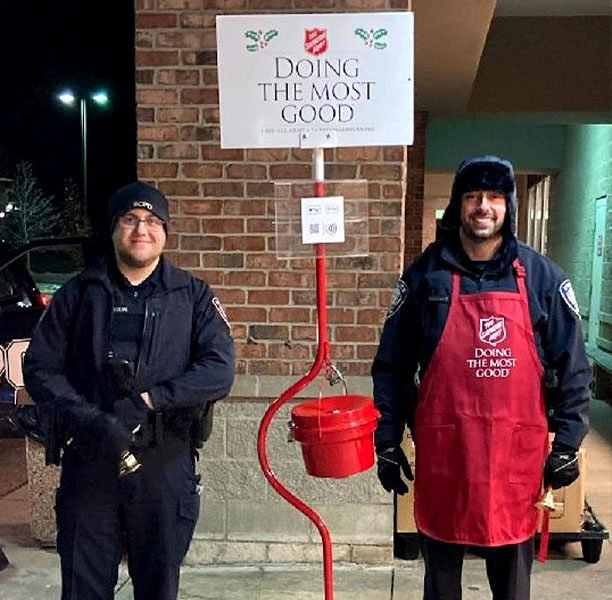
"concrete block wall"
135,1,421,563
189,394,393,565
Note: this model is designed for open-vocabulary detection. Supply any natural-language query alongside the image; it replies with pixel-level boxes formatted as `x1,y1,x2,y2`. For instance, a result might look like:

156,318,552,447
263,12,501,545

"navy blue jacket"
372,232,591,452
373,155,590,453
23,256,235,440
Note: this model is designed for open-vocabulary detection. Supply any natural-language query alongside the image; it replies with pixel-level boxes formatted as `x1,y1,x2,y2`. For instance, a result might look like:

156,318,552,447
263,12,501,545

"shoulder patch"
212,297,231,331
559,279,581,319
386,279,408,319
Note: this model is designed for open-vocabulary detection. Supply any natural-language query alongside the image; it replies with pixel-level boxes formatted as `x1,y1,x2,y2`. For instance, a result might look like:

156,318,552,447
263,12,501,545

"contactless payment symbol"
479,316,506,347
300,196,345,244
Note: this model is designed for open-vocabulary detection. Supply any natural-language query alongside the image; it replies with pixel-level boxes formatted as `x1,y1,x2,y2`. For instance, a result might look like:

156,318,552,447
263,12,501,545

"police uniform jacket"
23,255,235,440
372,160,590,455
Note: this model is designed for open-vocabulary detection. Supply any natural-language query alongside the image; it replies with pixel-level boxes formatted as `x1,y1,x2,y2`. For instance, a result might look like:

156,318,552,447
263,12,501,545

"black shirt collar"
441,231,518,276
109,258,162,293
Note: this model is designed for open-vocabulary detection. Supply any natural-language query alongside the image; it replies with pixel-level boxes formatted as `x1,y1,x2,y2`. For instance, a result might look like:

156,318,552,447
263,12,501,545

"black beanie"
108,182,169,233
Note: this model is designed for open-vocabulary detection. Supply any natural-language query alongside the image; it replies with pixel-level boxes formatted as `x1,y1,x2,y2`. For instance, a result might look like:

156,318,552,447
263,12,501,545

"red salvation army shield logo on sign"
479,316,506,347
305,28,328,55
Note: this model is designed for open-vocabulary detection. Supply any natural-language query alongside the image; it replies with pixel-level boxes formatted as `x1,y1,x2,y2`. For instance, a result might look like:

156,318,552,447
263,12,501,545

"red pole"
257,147,334,600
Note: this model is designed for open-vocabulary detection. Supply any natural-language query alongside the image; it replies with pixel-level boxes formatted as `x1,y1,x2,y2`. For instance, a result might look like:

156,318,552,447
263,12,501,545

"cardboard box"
396,433,586,536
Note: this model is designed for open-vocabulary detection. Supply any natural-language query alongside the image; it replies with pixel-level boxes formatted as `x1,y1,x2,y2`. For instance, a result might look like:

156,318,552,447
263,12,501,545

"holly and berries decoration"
245,29,278,51
354,27,388,49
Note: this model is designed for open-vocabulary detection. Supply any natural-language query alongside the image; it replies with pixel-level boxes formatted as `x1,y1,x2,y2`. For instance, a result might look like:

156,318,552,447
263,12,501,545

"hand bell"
536,488,556,511
118,450,141,477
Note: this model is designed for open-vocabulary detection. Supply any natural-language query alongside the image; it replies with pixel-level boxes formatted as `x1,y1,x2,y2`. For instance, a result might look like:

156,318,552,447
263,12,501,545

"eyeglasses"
118,214,165,230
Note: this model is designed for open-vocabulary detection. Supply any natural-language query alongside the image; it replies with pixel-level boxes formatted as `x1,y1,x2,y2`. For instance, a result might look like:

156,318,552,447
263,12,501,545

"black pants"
55,437,200,600
420,533,534,600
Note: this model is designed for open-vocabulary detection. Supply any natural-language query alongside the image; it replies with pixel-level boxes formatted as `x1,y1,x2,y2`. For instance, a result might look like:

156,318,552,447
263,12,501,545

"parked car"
0,237,94,438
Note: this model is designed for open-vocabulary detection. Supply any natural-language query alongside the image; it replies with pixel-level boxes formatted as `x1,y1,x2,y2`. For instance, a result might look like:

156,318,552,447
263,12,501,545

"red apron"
414,259,548,546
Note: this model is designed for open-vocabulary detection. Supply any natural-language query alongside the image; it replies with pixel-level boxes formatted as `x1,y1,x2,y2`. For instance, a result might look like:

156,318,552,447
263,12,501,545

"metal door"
588,196,608,346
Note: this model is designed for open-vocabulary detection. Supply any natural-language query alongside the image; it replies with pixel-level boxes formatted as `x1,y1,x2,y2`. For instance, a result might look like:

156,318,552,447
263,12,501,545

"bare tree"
62,177,91,237
0,161,62,247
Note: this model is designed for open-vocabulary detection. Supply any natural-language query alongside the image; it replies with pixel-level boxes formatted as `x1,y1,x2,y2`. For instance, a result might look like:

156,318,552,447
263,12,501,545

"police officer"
372,156,590,600
24,182,235,600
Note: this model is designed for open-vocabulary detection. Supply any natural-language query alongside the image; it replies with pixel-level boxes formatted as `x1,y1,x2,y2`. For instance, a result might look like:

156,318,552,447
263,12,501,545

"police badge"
386,280,408,319
559,279,581,319
212,297,232,331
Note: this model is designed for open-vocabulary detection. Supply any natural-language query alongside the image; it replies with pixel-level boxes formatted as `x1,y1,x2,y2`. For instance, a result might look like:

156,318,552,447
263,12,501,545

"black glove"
544,442,579,489
376,446,414,495
71,411,133,459
9,405,46,445
112,394,149,432
103,414,136,456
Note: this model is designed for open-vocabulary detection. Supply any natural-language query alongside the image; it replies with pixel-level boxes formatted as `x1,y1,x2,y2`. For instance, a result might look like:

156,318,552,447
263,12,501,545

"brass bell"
118,450,141,477
536,488,556,512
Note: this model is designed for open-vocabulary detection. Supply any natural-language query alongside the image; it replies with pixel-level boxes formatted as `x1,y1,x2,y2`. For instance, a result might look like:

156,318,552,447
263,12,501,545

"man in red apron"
373,156,590,599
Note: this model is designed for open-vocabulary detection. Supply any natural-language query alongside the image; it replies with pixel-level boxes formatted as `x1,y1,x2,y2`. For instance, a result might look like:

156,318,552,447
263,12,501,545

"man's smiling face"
459,190,507,243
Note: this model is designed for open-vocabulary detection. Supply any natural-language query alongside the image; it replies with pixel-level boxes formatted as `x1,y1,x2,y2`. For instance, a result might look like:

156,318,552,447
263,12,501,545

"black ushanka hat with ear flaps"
440,155,517,236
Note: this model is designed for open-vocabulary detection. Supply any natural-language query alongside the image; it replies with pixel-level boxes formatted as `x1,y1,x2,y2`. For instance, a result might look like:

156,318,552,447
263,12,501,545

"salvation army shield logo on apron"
479,316,506,346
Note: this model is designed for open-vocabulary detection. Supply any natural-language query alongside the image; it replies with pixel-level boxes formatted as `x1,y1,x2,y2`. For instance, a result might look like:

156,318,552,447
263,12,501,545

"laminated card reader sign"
301,196,345,244
216,12,414,149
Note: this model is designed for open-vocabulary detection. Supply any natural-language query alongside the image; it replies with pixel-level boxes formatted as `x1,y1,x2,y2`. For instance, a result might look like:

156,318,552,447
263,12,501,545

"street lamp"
57,89,109,216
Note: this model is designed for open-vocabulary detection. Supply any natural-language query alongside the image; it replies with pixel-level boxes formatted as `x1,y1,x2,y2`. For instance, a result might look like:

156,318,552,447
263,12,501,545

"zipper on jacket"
135,287,171,379
135,300,152,379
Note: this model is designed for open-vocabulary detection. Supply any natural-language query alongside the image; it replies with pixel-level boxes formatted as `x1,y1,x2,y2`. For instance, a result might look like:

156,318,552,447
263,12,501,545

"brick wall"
421,195,443,248
404,111,427,266
135,0,422,564
422,172,453,249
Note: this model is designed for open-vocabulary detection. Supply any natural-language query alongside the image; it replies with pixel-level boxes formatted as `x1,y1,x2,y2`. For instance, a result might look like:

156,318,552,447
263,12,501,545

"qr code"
309,223,320,234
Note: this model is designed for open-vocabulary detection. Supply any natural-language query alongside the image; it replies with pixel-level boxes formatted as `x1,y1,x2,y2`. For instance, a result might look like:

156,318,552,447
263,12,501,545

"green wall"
426,119,567,172
426,119,612,344
547,124,612,330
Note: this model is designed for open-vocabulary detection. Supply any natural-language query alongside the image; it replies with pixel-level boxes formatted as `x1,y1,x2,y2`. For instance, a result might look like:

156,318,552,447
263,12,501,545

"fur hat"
440,155,517,235
108,182,169,233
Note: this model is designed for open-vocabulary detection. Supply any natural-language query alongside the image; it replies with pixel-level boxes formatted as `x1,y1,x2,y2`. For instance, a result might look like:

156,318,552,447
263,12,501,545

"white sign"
216,12,413,149
301,196,345,244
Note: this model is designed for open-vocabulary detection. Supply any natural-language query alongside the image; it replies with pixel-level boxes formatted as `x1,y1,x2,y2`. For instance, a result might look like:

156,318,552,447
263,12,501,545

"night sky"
0,1,136,235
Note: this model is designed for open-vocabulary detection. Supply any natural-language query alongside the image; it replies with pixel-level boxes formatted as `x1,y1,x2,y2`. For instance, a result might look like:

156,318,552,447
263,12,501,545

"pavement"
0,399,610,599
0,541,610,600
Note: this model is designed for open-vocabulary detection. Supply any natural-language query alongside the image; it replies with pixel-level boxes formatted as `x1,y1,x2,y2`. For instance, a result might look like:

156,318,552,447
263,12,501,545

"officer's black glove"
103,413,136,456
544,442,579,489
72,411,133,459
376,446,414,495
112,394,149,432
